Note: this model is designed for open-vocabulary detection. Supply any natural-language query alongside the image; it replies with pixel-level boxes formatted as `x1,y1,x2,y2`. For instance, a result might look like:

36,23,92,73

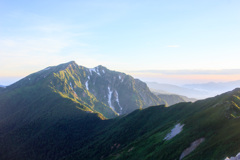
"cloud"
0,23,97,77
167,45,180,48
127,69,240,85
128,69,240,75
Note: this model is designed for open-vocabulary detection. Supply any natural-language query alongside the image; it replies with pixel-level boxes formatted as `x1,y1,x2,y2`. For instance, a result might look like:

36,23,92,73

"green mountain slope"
1,85,240,159
61,88,240,160
0,80,107,160
2,87,236,160
103,88,240,160
154,92,197,106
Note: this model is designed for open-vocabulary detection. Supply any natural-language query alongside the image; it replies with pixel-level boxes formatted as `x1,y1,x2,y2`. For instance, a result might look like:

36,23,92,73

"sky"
1,0,240,85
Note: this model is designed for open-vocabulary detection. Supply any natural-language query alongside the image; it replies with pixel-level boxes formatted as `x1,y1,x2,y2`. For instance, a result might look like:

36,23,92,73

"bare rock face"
179,138,205,160
164,123,184,140
225,152,240,160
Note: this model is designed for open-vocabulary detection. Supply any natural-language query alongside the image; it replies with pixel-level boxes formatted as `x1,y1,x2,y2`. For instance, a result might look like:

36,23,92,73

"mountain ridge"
154,92,197,106
0,61,165,119
184,80,240,97
146,81,207,99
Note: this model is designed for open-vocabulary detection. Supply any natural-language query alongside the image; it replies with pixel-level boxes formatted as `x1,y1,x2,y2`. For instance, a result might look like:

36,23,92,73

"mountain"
154,92,197,106
0,61,164,119
184,80,240,97
146,82,207,99
2,88,240,159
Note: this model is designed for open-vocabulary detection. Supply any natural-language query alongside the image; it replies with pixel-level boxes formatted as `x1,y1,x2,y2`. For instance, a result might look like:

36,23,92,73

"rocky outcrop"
225,152,240,160
179,138,205,160
164,123,184,140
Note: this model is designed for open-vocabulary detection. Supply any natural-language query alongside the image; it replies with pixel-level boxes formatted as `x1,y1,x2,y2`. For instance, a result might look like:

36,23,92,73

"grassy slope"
0,81,109,160
104,89,240,160
0,66,113,160
153,91,197,106
61,89,240,160
1,87,240,159
156,93,187,106
62,103,192,160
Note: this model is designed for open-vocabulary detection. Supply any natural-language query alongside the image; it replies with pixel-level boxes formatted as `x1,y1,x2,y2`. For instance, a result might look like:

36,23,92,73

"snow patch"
95,67,101,75
115,91,123,113
108,87,115,112
85,81,89,90
164,123,184,140
225,152,240,160
119,75,124,82
43,67,50,71
102,69,105,73
85,76,90,90
89,68,100,76
28,78,31,80
70,82,77,95
179,138,205,160
89,68,94,75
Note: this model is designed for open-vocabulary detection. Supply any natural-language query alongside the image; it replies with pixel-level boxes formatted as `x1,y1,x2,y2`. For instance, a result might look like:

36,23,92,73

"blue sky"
1,0,240,85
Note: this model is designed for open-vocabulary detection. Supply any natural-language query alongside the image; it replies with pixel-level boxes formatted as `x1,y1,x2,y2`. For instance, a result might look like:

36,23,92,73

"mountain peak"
7,61,165,117
67,60,77,65
94,65,108,71
57,60,77,66
95,65,105,68
63,61,78,68
232,88,240,92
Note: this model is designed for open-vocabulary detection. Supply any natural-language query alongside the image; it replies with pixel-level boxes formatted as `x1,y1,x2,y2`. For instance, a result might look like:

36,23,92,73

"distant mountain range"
146,81,240,99
0,85,5,88
184,81,240,97
146,82,207,99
